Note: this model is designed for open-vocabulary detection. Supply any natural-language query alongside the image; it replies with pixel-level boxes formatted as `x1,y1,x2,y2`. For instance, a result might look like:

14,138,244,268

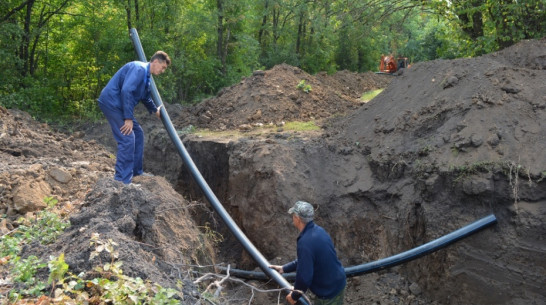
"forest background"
1,0,545,123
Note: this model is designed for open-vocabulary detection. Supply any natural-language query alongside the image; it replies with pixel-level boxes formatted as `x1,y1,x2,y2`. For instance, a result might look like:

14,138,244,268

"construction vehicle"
378,55,409,74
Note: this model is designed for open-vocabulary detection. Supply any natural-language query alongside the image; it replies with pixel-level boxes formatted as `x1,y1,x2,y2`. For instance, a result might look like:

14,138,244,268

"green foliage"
9,255,48,300
0,197,69,301
177,124,197,135
2,212,183,304
420,0,546,57
87,233,182,304
48,253,69,285
1,0,544,122
88,275,180,305
18,203,70,245
297,80,312,93
90,232,119,263
0,197,69,259
449,161,497,182
0,233,21,257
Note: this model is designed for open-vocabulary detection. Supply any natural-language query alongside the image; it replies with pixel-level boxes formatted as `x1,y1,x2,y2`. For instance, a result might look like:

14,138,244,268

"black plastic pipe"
219,214,497,280
128,28,308,304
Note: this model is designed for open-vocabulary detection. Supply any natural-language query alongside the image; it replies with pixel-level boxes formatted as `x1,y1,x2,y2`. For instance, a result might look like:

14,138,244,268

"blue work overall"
98,61,158,184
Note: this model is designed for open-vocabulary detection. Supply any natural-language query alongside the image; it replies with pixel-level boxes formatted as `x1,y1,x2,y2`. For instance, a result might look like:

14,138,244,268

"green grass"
188,120,321,138
283,121,320,131
360,89,383,103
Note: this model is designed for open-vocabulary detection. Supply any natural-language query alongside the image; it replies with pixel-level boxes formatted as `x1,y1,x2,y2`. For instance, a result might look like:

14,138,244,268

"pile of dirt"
0,108,114,218
322,37,546,304
336,37,546,174
24,177,215,302
174,64,392,130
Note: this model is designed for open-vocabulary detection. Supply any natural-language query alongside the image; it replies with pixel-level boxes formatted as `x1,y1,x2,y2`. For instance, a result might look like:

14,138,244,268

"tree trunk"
296,11,304,55
272,6,280,44
135,0,140,27
455,0,484,40
258,0,269,46
126,0,132,32
21,0,36,77
217,0,226,75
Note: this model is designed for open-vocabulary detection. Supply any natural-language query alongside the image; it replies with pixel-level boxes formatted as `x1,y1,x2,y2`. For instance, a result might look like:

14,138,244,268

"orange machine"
379,55,409,74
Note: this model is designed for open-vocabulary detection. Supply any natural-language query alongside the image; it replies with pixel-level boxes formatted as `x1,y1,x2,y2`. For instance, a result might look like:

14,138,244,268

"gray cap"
288,201,314,220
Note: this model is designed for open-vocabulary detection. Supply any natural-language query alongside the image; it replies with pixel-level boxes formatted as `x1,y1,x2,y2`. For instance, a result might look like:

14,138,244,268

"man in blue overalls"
98,51,171,184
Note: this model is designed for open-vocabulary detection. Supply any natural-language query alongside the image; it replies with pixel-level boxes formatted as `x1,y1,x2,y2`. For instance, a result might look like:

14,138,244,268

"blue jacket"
283,221,346,300
98,61,157,119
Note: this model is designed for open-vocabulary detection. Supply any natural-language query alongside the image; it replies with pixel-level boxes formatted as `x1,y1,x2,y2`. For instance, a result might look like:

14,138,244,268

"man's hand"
155,105,162,118
269,265,284,274
286,292,297,305
120,119,133,135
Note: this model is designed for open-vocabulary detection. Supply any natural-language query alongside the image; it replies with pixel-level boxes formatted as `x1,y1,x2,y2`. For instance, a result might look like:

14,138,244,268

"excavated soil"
1,37,545,305
174,64,392,131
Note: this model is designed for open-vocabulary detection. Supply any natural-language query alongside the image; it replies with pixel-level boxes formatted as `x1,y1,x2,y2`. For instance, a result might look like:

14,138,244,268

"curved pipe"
219,214,497,280
128,29,308,304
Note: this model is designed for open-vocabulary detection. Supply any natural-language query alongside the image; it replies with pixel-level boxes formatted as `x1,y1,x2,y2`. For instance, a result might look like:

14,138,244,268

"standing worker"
98,51,171,184
270,201,346,305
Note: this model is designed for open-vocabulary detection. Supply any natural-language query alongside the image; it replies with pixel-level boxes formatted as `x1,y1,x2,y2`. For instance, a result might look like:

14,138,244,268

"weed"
506,160,521,213
48,253,69,287
178,124,197,135
90,232,120,264
199,222,224,246
191,120,320,138
418,145,434,156
450,161,496,182
1,197,69,258
296,80,312,93
9,255,48,299
86,233,182,304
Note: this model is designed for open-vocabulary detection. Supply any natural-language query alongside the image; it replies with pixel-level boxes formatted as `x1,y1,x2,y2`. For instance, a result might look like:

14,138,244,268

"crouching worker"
98,51,171,184
270,201,346,305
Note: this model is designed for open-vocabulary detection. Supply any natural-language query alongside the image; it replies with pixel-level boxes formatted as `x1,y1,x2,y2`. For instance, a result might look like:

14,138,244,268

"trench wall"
144,134,545,305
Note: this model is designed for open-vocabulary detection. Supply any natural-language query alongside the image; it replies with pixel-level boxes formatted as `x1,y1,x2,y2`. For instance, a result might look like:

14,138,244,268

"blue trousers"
99,102,144,184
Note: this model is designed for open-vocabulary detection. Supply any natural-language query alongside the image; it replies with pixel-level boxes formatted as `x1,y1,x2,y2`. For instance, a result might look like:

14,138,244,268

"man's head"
288,201,314,224
150,51,171,75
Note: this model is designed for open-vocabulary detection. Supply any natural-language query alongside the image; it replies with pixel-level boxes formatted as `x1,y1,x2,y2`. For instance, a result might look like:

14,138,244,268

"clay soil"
1,37,545,305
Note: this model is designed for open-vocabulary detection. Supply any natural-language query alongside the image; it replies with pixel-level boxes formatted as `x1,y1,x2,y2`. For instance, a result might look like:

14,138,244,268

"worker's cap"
288,201,314,219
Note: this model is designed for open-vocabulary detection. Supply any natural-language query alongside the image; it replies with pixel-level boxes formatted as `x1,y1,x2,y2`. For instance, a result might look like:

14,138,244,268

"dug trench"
2,37,544,304
138,128,544,305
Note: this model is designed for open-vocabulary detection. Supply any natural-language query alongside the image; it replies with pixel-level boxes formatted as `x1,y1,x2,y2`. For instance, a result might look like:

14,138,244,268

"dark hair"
150,51,171,66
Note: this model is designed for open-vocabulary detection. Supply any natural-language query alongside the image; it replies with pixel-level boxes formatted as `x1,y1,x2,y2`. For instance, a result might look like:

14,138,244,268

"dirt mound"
337,37,546,176
0,107,217,302
24,177,215,301
315,69,393,99
173,64,392,130
316,37,545,303
0,108,114,217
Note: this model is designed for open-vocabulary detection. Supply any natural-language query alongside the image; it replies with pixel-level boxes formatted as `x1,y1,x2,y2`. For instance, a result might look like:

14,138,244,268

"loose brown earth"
1,38,545,304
